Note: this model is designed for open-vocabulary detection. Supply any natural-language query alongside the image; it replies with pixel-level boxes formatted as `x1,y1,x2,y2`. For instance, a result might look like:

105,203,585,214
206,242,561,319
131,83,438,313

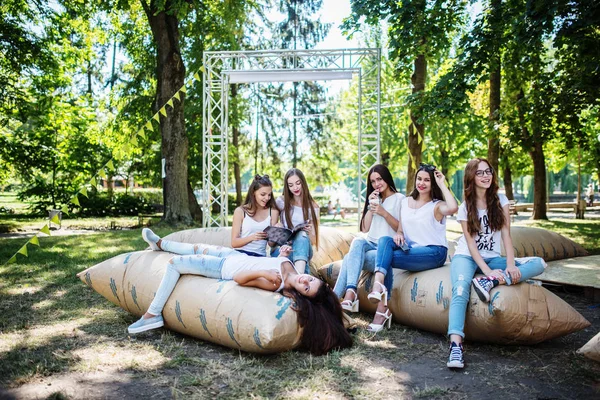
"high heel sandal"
341,288,359,313
367,281,388,306
366,309,393,333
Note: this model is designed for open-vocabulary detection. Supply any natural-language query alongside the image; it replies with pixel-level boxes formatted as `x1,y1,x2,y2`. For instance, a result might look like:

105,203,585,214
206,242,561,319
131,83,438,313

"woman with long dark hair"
446,158,546,369
231,175,279,257
333,164,404,332
130,229,352,356
372,164,458,326
273,168,320,274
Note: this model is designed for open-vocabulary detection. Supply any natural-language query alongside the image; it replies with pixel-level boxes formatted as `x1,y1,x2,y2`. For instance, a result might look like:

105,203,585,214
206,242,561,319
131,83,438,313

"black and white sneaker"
472,276,499,302
447,342,464,369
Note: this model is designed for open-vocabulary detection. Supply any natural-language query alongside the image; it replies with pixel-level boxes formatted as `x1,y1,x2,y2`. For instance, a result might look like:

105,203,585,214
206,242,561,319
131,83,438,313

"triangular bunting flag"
145,122,153,131
8,255,17,264
180,87,187,94
153,113,160,122
17,245,28,257
136,129,145,138
106,160,115,171
200,65,206,73
412,159,417,169
61,204,69,215
30,235,40,246
40,224,51,235
193,72,200,80
80,187,88,198
71,196,80,207
421,140,426,152
121,143,130,153
50,214,60,224
173,92,180,101
130,136,138,146
99,169,106,179
159,107,167,117
167,99,174,108
90,176,97,187
417,132,423,144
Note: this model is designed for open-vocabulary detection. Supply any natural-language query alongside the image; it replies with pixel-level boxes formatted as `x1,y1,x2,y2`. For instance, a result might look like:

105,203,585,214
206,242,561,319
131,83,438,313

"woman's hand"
434,170,447,188
252,231,267,241
263,270,282,288
505,264,521,284
279,244,293,257
302,221,312,233
393,232,406,246
488,269,506,283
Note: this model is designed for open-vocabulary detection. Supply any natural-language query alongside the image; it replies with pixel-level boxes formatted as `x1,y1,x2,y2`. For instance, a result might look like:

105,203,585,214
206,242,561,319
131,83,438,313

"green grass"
1,222,599,398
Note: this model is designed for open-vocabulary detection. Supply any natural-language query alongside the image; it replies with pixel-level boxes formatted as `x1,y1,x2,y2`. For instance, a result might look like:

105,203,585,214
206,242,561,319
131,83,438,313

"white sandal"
366,309,393,333
341,288,359,313
367,281,388,306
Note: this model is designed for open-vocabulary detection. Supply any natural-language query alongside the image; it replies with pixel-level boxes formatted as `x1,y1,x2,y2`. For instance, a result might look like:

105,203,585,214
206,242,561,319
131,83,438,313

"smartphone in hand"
400,242,410,252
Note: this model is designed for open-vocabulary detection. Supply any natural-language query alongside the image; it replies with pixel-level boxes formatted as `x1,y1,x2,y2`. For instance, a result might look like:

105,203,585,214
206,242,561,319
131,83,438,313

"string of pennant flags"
3,67,206,266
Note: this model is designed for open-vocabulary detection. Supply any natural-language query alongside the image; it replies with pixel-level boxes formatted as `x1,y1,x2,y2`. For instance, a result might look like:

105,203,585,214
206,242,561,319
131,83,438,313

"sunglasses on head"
419,163,436,172
475,168,494,177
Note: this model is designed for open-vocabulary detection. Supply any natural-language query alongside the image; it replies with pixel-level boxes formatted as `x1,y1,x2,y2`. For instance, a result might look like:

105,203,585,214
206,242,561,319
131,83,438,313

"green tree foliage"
343,0,467,192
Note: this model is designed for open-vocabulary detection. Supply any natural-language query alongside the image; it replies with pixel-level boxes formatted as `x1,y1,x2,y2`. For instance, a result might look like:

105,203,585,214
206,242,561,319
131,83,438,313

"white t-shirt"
401,198,447,248
454,194,509,258
238,211,271,256
366,192,405,243
276,196,319,229
221,253,290,291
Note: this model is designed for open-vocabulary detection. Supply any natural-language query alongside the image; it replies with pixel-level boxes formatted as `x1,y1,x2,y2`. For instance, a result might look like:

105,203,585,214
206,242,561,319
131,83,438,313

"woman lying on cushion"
128,228,352,356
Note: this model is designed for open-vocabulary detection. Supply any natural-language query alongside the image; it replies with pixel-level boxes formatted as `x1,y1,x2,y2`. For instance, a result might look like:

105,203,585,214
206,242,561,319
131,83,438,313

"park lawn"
0,221,599,398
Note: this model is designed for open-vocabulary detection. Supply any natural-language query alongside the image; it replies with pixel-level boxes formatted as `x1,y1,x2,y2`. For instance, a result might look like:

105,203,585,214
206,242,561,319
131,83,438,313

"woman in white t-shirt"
446,158,546,369
333,164,404,332
231,175,279,257
373,164,458,321
128,228,352,356
273,168,320,274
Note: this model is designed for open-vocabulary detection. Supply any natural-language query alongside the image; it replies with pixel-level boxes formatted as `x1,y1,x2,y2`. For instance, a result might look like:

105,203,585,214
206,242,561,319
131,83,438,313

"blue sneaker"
472,276,499,302
447,342,464,369
128,315,164,334
142,228,161,251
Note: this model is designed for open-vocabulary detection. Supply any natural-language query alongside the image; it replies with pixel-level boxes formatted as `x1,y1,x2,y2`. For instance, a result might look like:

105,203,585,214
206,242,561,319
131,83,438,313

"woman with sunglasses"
231,175,280,257
373,164,458,324
333,164,404,332
446,158,546,369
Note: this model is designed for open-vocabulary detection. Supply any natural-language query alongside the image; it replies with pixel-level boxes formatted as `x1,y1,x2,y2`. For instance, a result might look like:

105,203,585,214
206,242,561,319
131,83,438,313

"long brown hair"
285,282,353,356
463,158,505,235
360,164,397,230
282,168,319,247
242,175,274,217
409,163,444,201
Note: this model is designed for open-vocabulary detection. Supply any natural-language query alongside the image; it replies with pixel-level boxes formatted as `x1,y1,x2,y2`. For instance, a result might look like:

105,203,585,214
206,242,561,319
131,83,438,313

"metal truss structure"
202,48,381,227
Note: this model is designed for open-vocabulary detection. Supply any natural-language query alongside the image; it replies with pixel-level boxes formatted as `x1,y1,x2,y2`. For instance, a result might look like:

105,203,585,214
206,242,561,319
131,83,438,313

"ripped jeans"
147,240,240,316
447,254,546,338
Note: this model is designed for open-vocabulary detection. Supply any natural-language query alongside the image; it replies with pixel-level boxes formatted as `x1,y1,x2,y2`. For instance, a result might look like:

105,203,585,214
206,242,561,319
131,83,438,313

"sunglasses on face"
475,168,494,177
419,163,436,172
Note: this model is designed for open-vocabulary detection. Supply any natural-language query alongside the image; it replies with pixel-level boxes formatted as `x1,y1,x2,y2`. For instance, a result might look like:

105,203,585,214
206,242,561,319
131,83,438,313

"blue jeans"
271,231,313,274
147,240,240,315
333,237,390,299
376,236,447,273
447,254,546,338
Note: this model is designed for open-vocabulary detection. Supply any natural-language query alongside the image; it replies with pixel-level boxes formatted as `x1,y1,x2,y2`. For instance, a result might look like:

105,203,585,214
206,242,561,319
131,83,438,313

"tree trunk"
143,0,192,225
187,181,202,221
406,54,426,194
530,139,548,219
292,81,298,167
503,162,514,200
487,0,501,171
231,84,242,206
488,66,500,171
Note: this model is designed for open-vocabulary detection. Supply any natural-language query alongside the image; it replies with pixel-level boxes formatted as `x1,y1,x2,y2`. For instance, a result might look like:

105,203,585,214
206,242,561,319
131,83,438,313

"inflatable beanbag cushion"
78,226,355,353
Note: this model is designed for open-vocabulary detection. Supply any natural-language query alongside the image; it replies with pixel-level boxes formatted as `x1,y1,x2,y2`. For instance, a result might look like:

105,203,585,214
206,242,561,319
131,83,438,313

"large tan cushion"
78,226,354,353
501,226,587,261
318,261,590,344
578,331,600,362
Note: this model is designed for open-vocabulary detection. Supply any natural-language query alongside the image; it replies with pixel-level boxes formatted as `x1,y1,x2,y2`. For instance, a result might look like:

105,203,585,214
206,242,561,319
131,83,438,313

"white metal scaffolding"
202,48,381,227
